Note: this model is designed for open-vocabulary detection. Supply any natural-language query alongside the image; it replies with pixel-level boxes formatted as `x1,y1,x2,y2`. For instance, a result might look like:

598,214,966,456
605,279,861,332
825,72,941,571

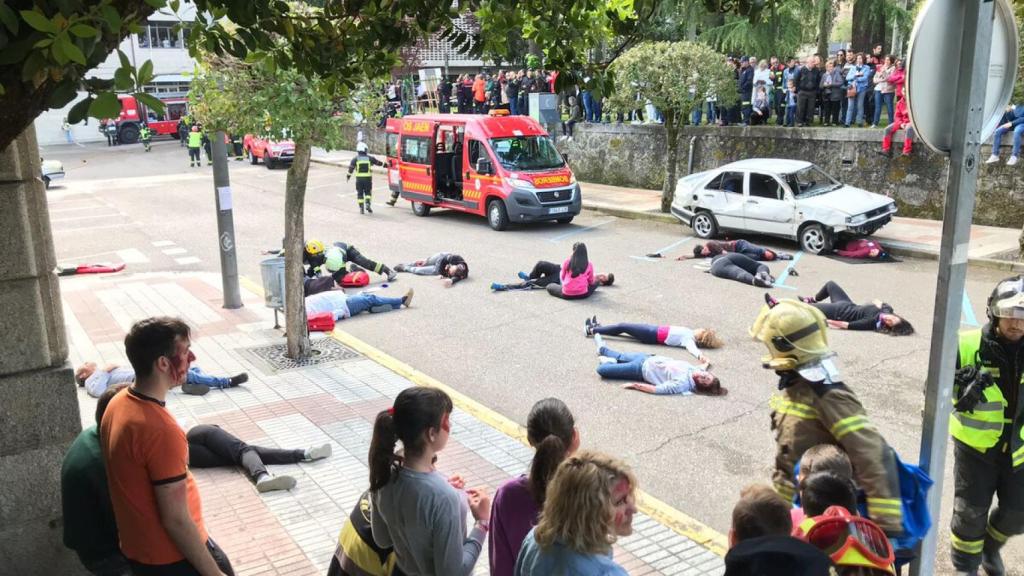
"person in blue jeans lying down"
591,334,727,396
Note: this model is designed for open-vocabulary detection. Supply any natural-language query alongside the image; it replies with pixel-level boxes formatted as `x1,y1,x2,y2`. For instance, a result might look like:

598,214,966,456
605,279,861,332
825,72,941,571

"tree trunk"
816,0,833,60
661,111,679,213
284,141,312,359
851,0,886,52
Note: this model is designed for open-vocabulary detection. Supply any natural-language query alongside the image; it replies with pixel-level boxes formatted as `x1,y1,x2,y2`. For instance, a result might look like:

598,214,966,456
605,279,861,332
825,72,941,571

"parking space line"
773,251,804,288
962,292,980,327
548,219,614,243
631,236,694,261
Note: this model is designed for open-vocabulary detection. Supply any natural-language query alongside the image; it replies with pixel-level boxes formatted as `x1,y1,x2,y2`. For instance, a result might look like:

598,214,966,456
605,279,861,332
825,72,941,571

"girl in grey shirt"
369,387,491,576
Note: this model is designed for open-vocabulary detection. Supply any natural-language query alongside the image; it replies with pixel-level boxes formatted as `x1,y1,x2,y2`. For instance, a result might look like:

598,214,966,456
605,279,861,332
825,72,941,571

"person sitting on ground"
833,237,891,260
514,450,637,576
709,252,776,288
394,252,469,287
680,239,793,261
591,334,727,396
724,484,834,576
790,444,855,528
803,506,896,576
584,316,723,369
304,288,414,321
491,242,614,298
793,472,861,538
489,398,580,576
75,361,247,397
369,387,491,576
328,490,397,576
767,281,914,335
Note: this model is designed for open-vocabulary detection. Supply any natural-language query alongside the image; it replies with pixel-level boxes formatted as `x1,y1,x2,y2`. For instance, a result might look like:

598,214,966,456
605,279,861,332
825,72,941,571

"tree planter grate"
243,337,361,373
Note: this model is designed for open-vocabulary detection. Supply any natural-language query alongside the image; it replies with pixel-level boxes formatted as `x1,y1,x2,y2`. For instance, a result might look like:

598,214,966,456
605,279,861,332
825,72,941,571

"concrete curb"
581,203,678,225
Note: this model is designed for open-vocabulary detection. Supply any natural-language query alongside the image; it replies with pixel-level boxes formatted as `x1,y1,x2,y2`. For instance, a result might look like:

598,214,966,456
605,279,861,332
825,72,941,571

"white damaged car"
670,159,897,254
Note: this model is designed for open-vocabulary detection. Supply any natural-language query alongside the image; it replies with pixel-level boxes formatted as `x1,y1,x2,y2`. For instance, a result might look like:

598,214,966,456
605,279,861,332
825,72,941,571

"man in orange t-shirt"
101,317,232,576
472,73,487,114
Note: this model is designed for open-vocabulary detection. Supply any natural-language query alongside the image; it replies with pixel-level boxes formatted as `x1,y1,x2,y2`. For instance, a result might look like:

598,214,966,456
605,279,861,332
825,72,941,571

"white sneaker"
1008,156,1019,166
256,474,297,493
593,333,605,350
598,356,616,365
985,154,1000,164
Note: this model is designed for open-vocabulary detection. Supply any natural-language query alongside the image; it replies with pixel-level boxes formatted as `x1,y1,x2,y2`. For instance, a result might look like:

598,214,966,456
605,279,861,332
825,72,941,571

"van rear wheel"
411,202,431,217
488,199,509,231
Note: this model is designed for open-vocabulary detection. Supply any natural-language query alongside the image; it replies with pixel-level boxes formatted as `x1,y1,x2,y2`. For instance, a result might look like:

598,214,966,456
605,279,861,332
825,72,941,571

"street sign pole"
212,131,242,309
910,0,995,573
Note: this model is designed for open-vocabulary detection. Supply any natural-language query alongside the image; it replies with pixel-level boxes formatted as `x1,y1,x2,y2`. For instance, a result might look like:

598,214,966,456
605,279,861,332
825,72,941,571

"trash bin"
260,257,286,309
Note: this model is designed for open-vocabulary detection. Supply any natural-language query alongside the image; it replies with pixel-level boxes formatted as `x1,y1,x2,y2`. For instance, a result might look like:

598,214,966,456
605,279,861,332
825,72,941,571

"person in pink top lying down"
490,242,614,299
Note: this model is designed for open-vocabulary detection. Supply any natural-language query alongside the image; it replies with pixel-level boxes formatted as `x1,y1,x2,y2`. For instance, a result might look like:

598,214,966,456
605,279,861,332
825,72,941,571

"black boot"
359,205,364,215
982,536,1006,576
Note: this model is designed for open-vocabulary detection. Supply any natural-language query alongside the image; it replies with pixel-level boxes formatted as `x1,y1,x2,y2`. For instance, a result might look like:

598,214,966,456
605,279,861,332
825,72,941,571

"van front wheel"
411,202,431,217
556,216,574,224
488,199,509,231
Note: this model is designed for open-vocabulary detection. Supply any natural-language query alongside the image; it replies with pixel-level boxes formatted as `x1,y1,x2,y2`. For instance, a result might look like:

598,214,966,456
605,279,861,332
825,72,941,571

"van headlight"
505,177,533,188
569,173,576,184
846,214,867,226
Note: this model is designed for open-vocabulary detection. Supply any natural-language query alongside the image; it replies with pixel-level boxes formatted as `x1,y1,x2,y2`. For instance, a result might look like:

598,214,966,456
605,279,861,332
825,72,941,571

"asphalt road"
43,139,1022,574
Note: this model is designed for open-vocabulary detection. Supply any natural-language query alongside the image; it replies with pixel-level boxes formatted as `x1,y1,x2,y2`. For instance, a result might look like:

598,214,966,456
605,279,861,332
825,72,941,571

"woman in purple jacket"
489,398,579,576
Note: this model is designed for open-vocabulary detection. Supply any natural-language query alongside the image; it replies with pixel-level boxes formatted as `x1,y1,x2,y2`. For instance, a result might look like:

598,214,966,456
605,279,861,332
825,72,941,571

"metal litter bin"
260,257,286,327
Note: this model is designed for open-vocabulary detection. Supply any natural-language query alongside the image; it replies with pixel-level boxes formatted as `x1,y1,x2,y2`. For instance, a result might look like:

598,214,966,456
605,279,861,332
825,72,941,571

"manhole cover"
244,337,361,372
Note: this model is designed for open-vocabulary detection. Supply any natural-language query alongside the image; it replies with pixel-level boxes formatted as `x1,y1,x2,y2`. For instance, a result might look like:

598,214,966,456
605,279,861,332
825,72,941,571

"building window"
139,20,184,49
142,81,191,94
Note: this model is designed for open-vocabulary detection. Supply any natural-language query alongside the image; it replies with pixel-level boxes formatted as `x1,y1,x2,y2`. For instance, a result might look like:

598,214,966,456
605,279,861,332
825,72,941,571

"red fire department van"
111,94,188,144
385,111,581,230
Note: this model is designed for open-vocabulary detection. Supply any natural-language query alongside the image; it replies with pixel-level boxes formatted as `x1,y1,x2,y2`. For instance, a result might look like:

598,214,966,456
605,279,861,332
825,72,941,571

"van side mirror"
476,158,492,175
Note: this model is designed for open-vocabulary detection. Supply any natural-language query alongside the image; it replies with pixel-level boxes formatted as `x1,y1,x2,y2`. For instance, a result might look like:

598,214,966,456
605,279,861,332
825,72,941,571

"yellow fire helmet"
750,299,831,372
304,240,325,256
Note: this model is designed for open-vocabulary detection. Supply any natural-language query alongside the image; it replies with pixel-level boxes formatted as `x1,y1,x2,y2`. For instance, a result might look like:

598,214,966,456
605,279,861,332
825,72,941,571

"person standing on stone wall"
793,55,821,127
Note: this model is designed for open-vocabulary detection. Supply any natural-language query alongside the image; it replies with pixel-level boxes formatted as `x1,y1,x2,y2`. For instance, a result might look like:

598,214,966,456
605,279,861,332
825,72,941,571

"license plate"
548,206,569,214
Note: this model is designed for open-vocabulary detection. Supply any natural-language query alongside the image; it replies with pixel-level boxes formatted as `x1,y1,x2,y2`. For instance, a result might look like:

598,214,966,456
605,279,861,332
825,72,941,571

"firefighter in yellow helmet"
948,275,1024,576
750,298,904,537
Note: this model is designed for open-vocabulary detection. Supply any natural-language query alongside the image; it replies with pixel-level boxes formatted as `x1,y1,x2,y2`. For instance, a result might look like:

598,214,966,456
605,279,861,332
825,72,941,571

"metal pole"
910,0,995,573
212,130,242,309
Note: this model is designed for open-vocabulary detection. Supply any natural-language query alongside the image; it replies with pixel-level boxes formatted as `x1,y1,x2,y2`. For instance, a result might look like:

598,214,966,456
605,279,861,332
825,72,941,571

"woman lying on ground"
765,280,914,335
584,316,723,369
591,334,727,396
490,242,614,299
394,252,469,287
709,252,776,288
833,237,892,260
678,239,793,261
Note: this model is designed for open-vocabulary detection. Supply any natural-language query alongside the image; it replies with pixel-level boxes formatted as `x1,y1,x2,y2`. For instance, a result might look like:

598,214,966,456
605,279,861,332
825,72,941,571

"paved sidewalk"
62,270,726,576
311,147,1023,267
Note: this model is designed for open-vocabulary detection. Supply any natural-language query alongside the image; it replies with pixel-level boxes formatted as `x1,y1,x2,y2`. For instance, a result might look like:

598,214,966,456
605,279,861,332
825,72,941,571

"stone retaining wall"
339,123,1024,228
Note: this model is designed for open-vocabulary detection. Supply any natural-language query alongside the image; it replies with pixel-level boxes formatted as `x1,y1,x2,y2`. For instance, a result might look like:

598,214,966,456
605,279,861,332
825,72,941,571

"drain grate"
244,337,361,372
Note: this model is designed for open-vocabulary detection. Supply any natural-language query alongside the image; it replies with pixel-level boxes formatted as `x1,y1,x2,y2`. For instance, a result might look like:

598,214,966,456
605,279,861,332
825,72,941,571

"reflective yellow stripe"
773,481,795,501
831,415,872,439
770,396,818,419
951,533,985,554
987,524,1010,543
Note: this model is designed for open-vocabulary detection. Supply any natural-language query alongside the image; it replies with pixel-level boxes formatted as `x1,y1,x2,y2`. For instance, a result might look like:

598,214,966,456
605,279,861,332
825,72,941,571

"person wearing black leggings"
709,253,775,287
490,243,614,299
186,424,333,492
765,281,914,335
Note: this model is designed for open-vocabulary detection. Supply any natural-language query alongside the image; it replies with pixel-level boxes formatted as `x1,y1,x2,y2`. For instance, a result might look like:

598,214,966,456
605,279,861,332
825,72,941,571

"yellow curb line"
239,275,727,556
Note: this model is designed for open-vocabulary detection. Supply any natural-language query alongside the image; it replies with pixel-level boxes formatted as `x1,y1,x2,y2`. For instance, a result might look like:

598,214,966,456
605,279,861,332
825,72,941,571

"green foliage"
607,40,736,117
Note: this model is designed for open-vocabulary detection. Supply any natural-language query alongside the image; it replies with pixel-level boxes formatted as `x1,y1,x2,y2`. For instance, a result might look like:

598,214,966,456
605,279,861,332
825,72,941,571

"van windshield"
488,136,565,171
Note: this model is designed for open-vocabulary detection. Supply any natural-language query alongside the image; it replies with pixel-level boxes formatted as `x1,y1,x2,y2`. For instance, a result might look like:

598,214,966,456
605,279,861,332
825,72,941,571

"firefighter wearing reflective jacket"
750,299,904,536
346,142,384,214
949,276,1024,576
187,126,203,167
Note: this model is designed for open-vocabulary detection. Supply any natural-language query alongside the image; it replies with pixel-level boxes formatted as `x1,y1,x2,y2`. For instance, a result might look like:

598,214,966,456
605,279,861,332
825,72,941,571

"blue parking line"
773,251,804,288
548,219,614,243
962,292,980,327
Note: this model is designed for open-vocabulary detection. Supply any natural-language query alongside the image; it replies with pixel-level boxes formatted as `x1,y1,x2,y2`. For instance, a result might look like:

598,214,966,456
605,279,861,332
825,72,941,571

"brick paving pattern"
63,271,725,576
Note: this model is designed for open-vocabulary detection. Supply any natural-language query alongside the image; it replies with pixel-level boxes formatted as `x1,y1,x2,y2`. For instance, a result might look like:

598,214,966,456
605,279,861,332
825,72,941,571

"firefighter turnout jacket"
347,152,384,179
770,372,904,534
954,326,1024,469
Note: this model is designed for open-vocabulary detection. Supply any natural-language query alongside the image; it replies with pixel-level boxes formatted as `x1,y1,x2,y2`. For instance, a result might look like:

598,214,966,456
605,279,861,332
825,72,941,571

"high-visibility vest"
355,157,371,177
951,330,1012,453
187,132,202,148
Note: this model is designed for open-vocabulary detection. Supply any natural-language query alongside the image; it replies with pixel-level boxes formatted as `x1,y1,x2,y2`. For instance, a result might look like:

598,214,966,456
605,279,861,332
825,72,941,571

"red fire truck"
386,111,581,230
109,94,189,144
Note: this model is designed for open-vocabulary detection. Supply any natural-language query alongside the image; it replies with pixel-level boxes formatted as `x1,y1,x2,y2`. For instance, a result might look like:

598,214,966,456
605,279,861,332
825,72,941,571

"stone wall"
562,123,1024,228
0,125,84,574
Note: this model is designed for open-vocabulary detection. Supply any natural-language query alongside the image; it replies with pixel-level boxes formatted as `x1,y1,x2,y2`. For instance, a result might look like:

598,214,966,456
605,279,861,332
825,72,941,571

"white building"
37,3,199,145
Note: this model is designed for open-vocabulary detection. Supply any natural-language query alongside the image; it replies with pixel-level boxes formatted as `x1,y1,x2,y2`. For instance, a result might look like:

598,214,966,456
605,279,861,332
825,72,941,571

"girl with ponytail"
488,398,579,576
368,387,490,576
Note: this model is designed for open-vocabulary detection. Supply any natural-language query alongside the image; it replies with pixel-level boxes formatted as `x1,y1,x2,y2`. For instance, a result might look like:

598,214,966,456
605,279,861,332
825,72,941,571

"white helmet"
356,142,368,153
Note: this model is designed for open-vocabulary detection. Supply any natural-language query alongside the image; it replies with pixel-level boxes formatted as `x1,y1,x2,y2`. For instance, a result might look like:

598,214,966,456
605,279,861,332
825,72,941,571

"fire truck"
108,94,189,144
